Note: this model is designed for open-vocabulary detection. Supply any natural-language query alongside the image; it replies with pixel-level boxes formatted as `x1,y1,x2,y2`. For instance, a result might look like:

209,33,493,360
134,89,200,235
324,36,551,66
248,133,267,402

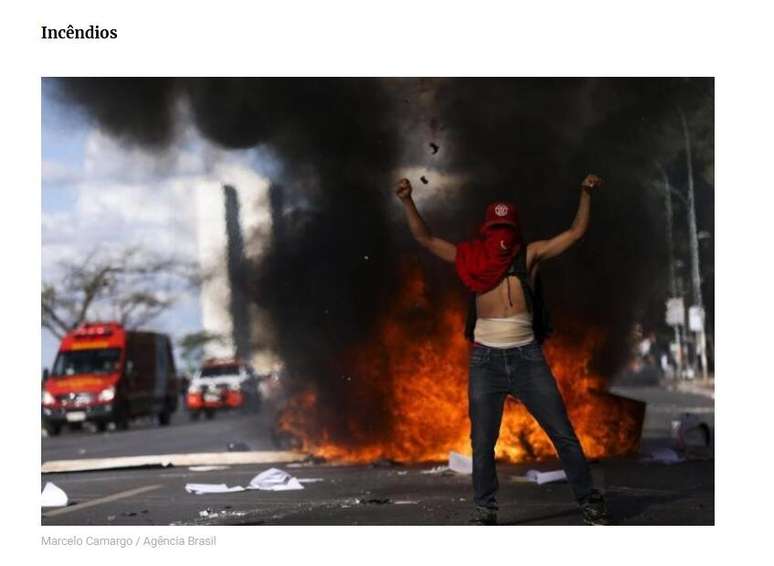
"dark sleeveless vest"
463,245,553,344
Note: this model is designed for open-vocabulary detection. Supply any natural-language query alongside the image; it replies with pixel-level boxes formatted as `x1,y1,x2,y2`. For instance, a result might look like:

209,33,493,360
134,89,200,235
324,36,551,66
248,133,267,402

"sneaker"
580,491,610,525
469,506,498,525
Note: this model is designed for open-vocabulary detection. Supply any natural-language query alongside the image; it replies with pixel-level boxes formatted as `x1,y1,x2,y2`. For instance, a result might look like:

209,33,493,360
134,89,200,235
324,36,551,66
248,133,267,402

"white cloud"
42,126,276,367
42,159,84,186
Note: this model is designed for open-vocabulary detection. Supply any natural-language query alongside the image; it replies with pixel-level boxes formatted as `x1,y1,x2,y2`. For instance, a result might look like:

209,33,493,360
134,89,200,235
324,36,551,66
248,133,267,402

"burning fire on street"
277,265,645,464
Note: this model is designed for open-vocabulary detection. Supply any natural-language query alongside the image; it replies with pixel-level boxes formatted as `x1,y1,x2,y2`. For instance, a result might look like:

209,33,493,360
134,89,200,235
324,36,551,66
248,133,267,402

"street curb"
42,450,306,474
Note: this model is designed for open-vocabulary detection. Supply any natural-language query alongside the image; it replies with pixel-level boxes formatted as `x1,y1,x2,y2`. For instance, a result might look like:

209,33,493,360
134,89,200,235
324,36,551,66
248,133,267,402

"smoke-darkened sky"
52,76,713,404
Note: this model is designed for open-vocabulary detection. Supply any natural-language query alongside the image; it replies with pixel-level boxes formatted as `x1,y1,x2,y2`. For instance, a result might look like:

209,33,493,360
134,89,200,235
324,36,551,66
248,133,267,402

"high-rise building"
194,169,271,366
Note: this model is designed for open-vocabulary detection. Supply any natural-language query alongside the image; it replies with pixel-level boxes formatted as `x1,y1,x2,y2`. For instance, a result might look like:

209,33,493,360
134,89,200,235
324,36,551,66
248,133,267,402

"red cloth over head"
455,202,522,294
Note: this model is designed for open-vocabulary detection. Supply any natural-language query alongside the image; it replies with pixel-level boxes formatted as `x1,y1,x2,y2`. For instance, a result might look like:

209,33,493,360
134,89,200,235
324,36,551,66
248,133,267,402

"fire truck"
42,322,179,435
186,358,260,420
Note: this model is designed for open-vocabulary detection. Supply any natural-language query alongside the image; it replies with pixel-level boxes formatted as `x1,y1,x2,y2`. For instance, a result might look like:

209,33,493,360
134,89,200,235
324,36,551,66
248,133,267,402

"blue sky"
40,80,277,369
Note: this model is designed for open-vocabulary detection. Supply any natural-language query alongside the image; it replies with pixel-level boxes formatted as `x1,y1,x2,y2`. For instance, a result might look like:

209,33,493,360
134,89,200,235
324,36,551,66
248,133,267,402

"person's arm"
528,174,604,266
395,178,456,263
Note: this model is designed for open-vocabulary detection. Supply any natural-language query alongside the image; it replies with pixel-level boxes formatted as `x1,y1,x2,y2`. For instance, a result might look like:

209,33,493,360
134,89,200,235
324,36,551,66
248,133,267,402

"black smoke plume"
428,78,713,375
53,77,713,442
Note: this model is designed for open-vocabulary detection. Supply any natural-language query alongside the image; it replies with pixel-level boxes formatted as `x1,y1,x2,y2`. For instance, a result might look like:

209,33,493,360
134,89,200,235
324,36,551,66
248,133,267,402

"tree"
42,245,200,339
177,330,226,374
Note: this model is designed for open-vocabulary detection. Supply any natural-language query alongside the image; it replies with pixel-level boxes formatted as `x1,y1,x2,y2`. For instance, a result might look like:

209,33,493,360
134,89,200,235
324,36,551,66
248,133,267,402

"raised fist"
581,174,604,190
396,178,413,201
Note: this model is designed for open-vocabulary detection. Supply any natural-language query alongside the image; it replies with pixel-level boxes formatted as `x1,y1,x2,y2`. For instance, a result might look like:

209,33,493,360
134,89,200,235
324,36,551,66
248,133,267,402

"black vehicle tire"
68,422,84,431
158,410,172,426
95,421,107,433
204,409,216,420
189,411,201,421
114,405,130,431
44,422,62,436
113,393,130,431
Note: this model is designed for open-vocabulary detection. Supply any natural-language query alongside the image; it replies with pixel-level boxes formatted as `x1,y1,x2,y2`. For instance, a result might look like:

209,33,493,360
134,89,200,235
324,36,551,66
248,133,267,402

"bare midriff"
475,245,538,318
476,276,529,318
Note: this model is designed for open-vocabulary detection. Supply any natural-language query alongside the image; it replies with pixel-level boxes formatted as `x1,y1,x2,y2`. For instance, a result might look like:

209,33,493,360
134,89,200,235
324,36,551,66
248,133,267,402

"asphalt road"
41,385,714,526
41,458,713,526
42,405,278,462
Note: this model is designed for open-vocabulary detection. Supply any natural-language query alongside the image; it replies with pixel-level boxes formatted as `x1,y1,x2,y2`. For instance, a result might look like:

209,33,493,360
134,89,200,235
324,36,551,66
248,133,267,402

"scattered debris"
525,469,567,485
227,442,251,452
393,500,420,505
370,458,401,468
448,452,473,475
396,471,408,476
41,482,68,507
287,455,327,468
421,465,450,475
643,447,685,465
189,465,231,472
357,497,391,505
248,468,304,491
298,478,324,484
198,507,246,520
121,511,138,517
107,515,116,521
430,142,440,154
420,176,429,184
78,449,87,455
185,483,245,494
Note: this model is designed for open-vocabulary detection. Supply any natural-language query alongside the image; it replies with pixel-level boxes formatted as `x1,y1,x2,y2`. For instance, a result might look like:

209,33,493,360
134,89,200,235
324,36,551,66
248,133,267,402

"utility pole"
656,162,683,379
679,108,708,380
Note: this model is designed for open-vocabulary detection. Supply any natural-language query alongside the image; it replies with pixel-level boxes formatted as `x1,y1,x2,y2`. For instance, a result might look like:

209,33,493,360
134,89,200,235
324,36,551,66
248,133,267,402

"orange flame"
278,265,643,463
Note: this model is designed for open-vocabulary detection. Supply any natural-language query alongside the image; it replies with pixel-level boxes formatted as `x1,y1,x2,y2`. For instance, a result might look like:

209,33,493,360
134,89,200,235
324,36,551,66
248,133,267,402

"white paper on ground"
41,482,68,507
448,452,473,475
525,469,567,485
188,465,231,472
247,468,304,491
185,483,246,494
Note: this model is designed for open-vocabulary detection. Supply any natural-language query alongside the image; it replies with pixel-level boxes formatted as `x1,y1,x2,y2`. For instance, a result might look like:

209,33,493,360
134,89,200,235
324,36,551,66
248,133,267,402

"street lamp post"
680,108,709,381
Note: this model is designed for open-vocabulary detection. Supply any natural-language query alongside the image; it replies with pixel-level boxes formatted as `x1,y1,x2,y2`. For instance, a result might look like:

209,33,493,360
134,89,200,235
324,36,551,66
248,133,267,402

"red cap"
482,202,519,231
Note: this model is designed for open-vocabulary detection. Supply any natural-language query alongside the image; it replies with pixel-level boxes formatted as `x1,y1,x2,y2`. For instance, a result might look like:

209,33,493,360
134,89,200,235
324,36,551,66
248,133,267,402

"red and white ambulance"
185,358,260,420
42,322,179,435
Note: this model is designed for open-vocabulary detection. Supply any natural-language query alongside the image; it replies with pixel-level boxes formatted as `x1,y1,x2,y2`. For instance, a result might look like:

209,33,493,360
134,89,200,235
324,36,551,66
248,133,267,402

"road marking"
43,484,163,518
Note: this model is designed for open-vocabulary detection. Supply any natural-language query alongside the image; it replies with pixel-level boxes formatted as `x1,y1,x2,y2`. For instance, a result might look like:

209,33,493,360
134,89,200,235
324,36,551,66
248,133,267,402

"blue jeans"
469,341,595,509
